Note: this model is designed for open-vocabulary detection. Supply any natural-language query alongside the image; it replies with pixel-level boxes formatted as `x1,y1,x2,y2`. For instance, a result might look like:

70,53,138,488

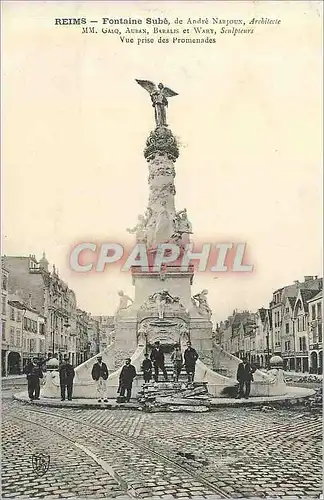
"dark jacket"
119,364,137,389
59,363,75,385
91,362,109,381
184,347,198,366
25,362,43,380
237,362,254,382
142,358,153,372
150,347,165,365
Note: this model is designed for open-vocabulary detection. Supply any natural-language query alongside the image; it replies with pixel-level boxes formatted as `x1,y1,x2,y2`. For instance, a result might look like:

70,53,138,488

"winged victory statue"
135,80,178,128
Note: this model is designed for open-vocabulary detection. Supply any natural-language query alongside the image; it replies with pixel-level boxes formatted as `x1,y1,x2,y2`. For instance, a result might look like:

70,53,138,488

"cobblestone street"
1,386,322,500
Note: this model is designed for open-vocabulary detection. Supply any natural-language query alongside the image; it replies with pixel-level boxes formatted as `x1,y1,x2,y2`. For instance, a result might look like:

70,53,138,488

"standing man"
118,358,137,402
59,356,75,401
25,357,43,401
141,352,153,383
91,355,109,403
150,341,168,382
171,345,183,382
236,357,254,399
184,341,199,383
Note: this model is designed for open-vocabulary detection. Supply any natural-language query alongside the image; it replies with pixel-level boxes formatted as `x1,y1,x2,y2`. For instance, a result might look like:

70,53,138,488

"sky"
2,1,322,322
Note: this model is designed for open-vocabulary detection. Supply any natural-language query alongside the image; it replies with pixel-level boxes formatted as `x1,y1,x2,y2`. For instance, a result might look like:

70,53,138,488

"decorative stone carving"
144,128,179,162
154,200,176,244
174,209,192,234
149,183,176,205
148,162,175,182
140,289,186,319
126,215,147,243
138,317,188,346
115,291,133,315
179,322,190,341
159,264,167,282
192,290,212,319
172,208,193,246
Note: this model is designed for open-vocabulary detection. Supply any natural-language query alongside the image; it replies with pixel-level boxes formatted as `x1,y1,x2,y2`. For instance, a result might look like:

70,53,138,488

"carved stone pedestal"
114,317,138,369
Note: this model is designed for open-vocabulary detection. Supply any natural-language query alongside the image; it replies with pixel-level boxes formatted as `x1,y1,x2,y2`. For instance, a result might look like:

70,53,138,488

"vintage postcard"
1,1,323,500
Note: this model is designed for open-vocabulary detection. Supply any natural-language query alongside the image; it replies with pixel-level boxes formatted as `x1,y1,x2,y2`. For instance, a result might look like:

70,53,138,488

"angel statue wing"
135,79,157,95
163,87,178,98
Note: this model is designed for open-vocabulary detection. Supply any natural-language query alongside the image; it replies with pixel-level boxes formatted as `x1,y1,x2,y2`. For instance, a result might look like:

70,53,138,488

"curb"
13,388,316,411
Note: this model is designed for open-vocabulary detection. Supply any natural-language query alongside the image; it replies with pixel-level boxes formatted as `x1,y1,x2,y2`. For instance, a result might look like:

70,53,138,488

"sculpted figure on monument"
116,290,133,314
192,289,212,319
179,323,190,341
135,80,178,128
154,200,175,244
143,289,180,319
126,215,147,243
153,290,178,319
172,208,193,245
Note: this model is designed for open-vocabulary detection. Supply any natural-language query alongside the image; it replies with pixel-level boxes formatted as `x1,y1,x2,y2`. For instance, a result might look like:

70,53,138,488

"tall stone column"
144,127,179,247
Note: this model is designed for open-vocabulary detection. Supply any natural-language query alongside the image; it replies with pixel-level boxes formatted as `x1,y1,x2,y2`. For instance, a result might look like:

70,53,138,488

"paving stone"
1,399,322,500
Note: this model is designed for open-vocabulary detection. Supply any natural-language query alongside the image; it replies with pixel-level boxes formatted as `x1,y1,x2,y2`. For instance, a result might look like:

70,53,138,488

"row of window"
284,337,307,351
274,311,281,328
297,316,307,332
23,317,45,334
7,327,45,352
311,303,322,320
299,337,307,352
312,323,323,343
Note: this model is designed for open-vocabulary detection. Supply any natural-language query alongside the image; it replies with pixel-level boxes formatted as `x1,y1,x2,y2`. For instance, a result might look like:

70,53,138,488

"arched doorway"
7,352,21,375
310,351,318,374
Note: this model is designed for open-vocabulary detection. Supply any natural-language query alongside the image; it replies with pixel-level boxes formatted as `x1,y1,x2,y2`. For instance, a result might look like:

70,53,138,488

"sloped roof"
307,289,322,303
287,296,296,309
299,289,320,312
232,311,250,328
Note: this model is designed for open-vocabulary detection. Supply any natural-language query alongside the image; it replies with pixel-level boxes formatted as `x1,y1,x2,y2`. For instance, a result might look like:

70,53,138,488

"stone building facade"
2,293,46,375
217,276,323,373
2,254,79,365
90,315,114,353
76,308,90,365
307,290,323,374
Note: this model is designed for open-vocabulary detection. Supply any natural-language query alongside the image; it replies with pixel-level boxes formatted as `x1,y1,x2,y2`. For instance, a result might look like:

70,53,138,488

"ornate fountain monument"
42,80,288,401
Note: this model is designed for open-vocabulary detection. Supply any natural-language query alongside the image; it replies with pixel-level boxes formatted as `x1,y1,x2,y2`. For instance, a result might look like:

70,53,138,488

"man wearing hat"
184,341,199,383
91,355,109,402
150,341,168,382
118,358,137,402
25,357,43,401
59,355,75,401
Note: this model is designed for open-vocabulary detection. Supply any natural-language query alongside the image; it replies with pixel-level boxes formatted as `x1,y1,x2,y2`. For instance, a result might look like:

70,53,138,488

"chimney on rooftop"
304,276,313,282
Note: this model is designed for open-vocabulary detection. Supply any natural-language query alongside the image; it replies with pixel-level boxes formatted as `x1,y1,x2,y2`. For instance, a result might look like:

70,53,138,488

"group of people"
24,341,199,404
24,355,75,402
142,340,199,383
24,347,255,404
